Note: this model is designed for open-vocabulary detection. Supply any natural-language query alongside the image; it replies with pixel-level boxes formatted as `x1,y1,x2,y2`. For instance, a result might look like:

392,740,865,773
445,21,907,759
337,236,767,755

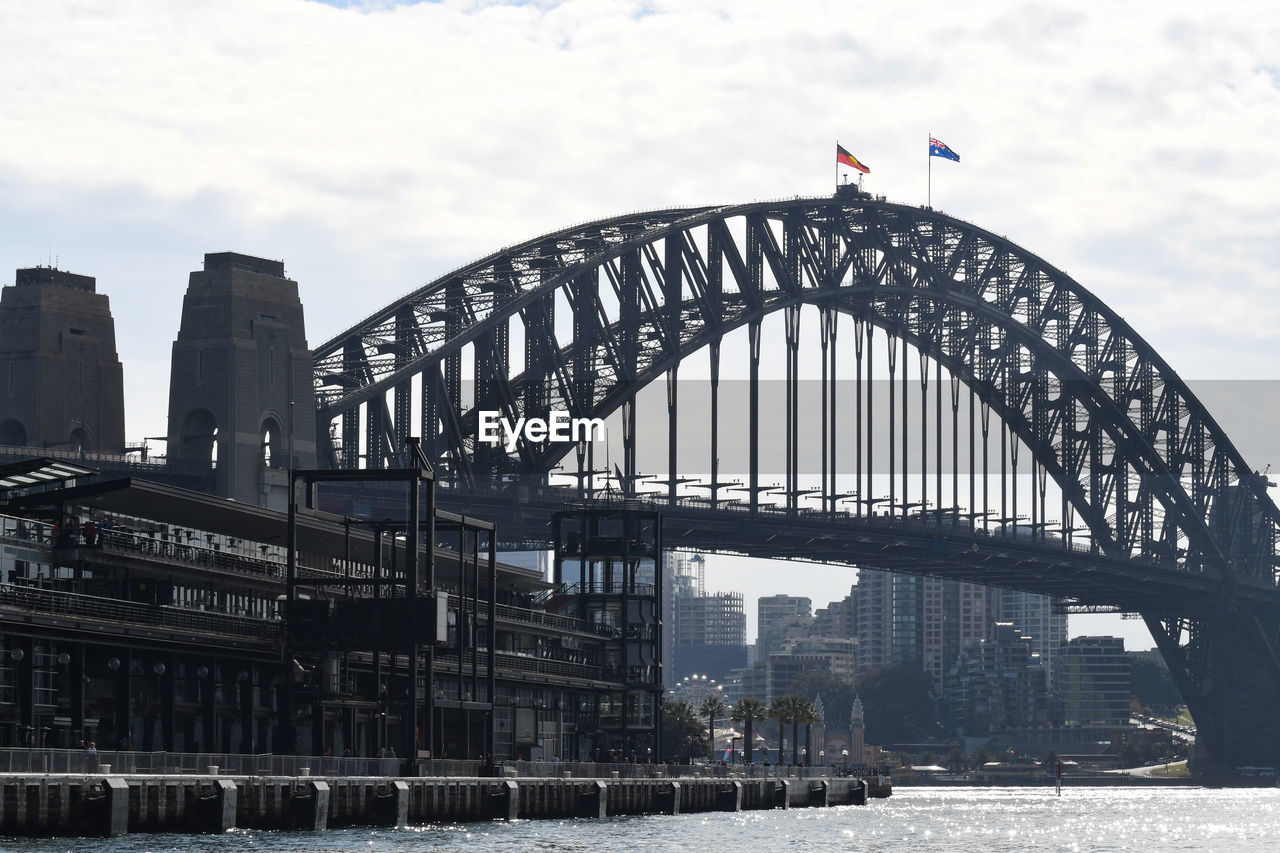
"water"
4,787,1280,852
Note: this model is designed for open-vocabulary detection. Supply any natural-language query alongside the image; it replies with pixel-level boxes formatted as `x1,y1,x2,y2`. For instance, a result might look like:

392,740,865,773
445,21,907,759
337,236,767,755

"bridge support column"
1148,611,1280,778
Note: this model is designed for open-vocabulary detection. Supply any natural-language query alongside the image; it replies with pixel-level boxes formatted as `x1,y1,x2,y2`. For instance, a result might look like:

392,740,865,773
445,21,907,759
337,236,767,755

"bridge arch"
314,192,1280,776
314,195,1276,584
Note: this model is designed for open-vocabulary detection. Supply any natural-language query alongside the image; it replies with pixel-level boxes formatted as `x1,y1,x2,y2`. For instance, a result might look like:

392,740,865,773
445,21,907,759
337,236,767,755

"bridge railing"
0,444,212,475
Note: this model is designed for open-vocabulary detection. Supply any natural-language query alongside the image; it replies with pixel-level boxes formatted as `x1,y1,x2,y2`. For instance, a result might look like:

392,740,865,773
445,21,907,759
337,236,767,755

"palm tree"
772,695,801,765
660,699,706,764
731,697,769,765
701,694,730,762
785,696,818,766
795,698,821,767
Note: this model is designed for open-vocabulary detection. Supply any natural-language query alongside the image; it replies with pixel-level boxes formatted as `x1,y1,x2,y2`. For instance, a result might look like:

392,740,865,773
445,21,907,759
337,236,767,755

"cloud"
1,0,1274,406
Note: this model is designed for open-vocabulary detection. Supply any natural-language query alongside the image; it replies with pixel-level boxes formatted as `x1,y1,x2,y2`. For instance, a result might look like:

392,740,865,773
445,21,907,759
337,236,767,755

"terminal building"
0,257,665,764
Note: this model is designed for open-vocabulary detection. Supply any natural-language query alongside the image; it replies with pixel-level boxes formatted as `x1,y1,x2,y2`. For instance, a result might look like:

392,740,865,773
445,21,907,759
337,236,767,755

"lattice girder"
316,198,1280,594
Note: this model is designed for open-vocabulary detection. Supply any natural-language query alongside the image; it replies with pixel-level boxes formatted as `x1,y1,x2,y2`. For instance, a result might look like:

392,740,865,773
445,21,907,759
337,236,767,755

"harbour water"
3,786,1279,852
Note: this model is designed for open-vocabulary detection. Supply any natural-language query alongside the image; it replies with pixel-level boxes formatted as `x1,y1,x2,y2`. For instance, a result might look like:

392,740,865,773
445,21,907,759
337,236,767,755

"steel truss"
314,195,1280,775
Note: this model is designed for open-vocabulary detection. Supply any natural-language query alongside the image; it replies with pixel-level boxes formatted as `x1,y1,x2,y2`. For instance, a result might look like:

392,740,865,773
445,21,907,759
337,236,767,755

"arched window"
0,419,26,447
69,425,92,453
261,417,284,469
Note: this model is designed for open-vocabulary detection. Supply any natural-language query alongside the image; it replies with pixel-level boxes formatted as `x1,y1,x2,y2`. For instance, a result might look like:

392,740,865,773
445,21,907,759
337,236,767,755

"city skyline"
699,555,1154,653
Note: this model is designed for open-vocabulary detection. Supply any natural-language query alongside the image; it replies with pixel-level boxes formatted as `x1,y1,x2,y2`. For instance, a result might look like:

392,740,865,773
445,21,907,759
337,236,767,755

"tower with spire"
850,693,866,767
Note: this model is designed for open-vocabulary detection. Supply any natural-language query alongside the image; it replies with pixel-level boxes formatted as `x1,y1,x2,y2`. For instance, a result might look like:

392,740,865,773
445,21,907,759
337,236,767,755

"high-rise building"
635,552,749,683
675,590,747,682
855,569,892,672
758,594,812,657
923,579,996,694
855,570,933,675
634,550,700,678
678,591,746,646
891,574,924,666
813,585,857,640
735,636,857,705
997,589,1068,690
853,567,1062,705
953,622,1048,735
781,637,858,686
1060,636,1130,727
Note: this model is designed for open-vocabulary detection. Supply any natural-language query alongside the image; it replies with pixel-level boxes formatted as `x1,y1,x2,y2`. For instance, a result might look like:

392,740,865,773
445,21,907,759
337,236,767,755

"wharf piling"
0,773,878,837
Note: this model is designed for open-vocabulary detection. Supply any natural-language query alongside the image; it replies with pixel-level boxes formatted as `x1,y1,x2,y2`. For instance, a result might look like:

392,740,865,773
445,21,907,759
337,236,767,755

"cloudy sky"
4,0,1279,648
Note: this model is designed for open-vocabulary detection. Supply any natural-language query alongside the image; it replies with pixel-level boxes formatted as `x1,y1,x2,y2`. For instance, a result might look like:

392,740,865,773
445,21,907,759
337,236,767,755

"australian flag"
929,137,960,162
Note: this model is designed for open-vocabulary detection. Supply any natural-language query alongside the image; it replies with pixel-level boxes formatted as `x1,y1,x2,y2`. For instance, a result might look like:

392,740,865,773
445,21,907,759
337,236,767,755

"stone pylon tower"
0,267,125,453
165,252,316,509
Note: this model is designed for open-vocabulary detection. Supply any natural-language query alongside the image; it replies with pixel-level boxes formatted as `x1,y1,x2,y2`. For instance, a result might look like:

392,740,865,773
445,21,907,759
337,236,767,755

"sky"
4,0,1280,651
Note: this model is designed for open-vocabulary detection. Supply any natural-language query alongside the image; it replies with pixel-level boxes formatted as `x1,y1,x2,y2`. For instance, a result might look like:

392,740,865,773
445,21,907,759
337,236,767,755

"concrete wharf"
0,771,885,837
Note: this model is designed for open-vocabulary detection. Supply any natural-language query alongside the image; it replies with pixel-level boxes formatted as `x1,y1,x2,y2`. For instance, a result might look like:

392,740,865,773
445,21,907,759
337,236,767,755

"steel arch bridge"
312,189,1280,775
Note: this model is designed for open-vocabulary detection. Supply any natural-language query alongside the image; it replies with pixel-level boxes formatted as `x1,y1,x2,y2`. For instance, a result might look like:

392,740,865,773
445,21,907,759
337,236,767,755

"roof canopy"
0,457,98,494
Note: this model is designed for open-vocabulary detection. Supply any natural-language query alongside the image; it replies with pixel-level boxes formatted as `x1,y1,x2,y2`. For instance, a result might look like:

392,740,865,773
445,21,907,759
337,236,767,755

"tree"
944,746,967,771
660,699,705,764
771,695,815,765
1129,654,1184,712
700,694,729,762
853,664,943,745
971,745,991,770
795,697,821,766
731,697,769,765
788,670,855,727
773,696,793,758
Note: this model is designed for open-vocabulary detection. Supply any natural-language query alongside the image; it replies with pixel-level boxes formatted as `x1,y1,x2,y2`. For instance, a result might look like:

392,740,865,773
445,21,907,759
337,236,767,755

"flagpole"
927,132,932,209
835,139,839,192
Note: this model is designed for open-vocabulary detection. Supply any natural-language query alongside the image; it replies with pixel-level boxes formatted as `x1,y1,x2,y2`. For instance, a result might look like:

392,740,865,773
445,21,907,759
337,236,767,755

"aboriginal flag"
837,144,870,174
